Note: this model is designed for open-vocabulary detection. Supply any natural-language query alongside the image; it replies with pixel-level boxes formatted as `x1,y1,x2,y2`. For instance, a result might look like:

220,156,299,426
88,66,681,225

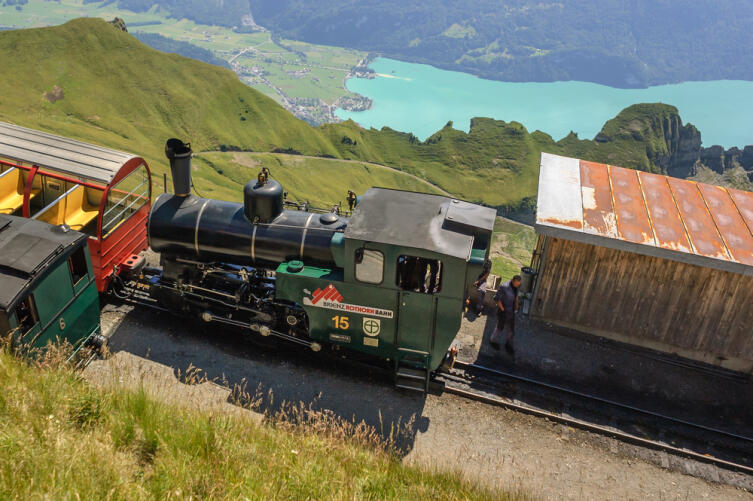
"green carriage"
0,215,101,358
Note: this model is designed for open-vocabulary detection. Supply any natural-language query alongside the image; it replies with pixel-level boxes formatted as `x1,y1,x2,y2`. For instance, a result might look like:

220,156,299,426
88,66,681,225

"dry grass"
228,378,416,455
1,329,100,371
0,341,525,500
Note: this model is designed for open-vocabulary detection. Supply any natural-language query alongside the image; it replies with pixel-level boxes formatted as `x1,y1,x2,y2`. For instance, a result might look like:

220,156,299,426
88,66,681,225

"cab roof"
0,215,85,310
0,121,140,184
345,188,496,260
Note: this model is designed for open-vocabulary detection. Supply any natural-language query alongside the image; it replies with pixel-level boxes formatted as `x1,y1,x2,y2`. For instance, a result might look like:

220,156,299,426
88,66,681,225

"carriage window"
102,164,149,235
13,295,39,336
396,256,442,294
68,246,88,285
0,312,9,338
355,249,384,284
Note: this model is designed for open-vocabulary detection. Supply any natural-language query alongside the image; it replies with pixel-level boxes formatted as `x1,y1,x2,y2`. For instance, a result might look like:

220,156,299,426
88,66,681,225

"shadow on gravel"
105,307,429,456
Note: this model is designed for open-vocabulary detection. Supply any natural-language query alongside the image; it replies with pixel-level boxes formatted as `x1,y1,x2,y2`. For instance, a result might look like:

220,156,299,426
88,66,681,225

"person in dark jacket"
491,275,521,354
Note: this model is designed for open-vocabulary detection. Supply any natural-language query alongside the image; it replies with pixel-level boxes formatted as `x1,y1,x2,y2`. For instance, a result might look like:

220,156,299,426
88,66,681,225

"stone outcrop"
699,145,725,174
594,104,752,184
109,18,128,33
689,144,753,182
665,121,702,179
709,145,753,182
742,146,753,170
677,142,753,183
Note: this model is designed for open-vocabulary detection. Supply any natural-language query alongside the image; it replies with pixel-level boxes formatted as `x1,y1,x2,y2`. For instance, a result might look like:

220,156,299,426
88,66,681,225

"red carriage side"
0,121,151,292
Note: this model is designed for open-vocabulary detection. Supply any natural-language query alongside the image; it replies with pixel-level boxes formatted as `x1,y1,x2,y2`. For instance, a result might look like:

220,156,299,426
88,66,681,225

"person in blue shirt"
491,275,521,354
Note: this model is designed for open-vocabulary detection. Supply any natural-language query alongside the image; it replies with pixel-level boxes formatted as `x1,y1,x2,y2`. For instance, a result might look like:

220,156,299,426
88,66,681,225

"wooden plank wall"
532,237,753,365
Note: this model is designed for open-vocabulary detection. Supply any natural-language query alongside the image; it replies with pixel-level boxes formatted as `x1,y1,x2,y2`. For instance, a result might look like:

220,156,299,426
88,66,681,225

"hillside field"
0,0,366,124
192,152,447,205
0,348,518,500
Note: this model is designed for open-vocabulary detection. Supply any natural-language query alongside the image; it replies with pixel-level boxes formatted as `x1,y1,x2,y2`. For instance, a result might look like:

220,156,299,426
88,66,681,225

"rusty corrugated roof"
536,153,753,276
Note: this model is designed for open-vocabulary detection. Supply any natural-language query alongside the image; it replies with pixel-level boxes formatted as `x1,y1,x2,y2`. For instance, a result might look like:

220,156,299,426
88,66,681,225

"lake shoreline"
337,57,753,148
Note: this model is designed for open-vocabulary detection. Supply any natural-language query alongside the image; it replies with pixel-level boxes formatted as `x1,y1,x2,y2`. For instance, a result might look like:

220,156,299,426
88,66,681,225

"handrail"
0,166,16,179
0,159,28,170
102,188,149,234
31,184,79,220
102,177,149,219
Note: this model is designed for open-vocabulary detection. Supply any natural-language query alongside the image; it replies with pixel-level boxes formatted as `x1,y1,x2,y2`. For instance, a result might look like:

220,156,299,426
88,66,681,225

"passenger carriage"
0,122,152,291
0,215,101,357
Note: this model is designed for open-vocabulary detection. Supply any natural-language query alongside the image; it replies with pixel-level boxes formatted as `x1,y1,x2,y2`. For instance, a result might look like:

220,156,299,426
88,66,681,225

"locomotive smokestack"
165,138,192,196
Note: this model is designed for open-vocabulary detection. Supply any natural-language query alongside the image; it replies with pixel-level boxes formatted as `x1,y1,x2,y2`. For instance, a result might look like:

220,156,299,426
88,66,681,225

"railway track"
113,282,753,480
434,360,753,477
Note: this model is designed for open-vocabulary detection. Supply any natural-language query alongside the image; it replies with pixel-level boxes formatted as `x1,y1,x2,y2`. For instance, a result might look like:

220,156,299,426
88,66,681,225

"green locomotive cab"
0,215,101,358
275,188,496,391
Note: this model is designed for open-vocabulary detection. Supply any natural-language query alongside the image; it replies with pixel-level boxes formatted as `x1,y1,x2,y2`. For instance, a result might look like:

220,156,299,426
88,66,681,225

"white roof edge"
536,152,584,230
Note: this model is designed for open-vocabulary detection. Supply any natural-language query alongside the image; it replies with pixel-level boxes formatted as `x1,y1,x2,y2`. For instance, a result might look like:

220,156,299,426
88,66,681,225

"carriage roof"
0,215,86,309
0,121,140,184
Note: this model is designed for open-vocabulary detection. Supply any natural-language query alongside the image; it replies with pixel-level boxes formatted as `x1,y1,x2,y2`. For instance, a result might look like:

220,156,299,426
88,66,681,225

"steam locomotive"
144,139,496,391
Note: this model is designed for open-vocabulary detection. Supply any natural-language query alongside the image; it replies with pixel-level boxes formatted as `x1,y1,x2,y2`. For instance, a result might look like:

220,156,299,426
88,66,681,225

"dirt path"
288,153,452,195
204,151,453,197
87,304,752,501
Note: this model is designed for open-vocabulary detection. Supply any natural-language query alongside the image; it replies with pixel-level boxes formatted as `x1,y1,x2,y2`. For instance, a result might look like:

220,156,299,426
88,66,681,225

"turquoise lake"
336,58,753,148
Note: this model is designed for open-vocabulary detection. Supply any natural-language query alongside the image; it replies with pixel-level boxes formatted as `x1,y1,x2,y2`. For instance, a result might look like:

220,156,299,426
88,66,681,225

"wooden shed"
530,153,753,373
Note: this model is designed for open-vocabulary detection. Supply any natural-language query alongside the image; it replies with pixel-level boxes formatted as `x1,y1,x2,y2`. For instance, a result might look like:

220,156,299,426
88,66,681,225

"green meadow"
0,0,365,108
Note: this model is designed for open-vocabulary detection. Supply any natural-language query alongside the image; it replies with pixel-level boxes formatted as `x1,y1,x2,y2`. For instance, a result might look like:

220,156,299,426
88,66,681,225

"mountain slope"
0,18,340,172
0,19,748,220
249,0,753,88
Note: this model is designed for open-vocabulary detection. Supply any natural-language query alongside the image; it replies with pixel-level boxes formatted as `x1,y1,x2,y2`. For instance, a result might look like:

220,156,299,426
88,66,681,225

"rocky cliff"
588,104,753,189
702,145,753,175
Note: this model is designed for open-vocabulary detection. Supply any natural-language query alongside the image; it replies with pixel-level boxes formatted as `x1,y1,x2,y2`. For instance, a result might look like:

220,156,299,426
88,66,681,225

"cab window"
68,246,88,285
396,256,442,294
355,249,384,284
13,295,39,336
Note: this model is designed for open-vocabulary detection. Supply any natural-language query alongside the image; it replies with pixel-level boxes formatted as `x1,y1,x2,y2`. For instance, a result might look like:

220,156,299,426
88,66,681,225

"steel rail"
109,278,753,475
435,381,753,476
452,360,753,445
